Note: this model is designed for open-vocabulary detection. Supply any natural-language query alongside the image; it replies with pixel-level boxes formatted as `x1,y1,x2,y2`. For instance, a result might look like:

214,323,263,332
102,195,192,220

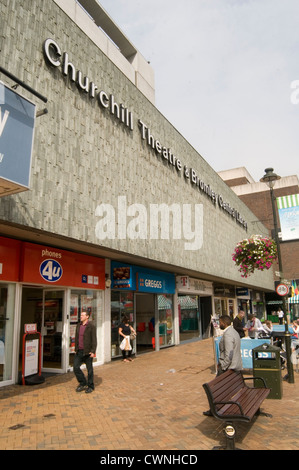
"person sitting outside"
245,314,265,339
233,310,246,338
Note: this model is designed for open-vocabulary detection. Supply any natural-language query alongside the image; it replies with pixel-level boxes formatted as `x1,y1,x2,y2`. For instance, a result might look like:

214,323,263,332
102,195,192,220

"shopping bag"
120,337,132,351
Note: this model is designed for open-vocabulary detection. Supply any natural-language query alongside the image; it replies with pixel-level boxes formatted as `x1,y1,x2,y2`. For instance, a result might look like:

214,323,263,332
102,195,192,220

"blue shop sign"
236,288,249,296
0,82,35,193
137,271,175,294
214,336,271,369
111,261,175,294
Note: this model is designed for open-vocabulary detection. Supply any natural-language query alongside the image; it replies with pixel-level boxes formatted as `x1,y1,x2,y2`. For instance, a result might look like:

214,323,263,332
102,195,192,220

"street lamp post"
260,168,294,383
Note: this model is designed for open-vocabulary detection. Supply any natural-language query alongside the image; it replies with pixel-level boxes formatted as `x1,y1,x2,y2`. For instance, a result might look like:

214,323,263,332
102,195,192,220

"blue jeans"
74,350,94,389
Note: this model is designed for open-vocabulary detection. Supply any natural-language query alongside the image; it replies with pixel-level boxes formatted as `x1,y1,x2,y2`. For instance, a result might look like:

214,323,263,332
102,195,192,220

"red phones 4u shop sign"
21,242,105,288
0,238,105,289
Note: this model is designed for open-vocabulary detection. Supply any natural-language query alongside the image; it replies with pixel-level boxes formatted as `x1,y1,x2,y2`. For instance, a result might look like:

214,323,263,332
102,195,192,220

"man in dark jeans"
74,311,97,393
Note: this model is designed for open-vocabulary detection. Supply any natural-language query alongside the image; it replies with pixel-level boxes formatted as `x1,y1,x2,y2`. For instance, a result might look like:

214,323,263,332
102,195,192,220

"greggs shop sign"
112,261,175,294
0,237,105,289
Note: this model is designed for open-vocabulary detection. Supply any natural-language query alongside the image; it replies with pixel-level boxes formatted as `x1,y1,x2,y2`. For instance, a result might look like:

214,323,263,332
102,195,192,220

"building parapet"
53,0,155,103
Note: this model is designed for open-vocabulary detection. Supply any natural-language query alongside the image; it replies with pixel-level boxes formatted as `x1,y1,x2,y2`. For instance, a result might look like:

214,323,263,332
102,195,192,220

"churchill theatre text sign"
43,39,247,230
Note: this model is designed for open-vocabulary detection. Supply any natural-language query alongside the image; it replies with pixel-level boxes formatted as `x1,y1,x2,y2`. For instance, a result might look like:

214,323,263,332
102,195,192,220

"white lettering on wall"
43,38,248,231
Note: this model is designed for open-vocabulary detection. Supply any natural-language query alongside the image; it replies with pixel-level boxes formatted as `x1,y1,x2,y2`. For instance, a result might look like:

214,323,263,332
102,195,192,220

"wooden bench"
202,369,272,449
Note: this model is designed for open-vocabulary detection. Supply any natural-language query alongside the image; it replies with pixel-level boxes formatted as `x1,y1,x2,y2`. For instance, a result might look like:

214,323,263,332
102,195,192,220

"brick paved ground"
0,338,298,451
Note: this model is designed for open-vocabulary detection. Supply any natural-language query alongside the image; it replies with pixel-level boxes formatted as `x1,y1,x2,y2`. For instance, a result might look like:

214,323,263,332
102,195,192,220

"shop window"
158,294,174,347
290,304,299,321
111,291,134,357
178,295,200,342
214,298,232,318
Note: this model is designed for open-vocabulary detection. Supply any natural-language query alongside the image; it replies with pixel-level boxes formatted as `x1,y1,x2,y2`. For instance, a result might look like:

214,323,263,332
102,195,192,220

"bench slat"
209,371,244,404
218,387,270,419
209,370,243,393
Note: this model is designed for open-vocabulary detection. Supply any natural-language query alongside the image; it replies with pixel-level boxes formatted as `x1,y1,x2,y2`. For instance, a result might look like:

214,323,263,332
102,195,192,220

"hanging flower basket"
232,235,278,278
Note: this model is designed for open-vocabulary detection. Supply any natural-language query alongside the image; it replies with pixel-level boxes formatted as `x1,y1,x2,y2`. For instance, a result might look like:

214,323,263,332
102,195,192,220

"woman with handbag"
118,316,137,362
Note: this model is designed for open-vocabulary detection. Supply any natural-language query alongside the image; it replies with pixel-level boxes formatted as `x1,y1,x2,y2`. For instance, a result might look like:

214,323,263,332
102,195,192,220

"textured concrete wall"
0,0,274,290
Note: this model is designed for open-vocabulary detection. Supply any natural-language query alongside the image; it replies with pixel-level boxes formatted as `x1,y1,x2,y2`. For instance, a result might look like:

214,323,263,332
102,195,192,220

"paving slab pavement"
0,338,298,451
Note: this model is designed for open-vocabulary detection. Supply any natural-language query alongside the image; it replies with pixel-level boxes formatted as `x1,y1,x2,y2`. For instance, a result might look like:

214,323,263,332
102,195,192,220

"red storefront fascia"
0,236,105,289
0,236,21,282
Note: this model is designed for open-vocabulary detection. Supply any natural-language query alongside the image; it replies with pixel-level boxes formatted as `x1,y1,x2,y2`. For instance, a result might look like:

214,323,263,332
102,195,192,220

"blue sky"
99,0,299,182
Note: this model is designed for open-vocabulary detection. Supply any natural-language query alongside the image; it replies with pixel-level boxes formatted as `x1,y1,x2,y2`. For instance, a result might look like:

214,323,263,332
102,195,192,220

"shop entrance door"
42,289,65,372
0,284,16,386
20,287,66,374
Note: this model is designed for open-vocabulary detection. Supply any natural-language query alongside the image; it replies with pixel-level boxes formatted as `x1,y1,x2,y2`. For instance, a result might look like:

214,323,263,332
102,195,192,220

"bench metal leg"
256,408,273,418
213,423,241,451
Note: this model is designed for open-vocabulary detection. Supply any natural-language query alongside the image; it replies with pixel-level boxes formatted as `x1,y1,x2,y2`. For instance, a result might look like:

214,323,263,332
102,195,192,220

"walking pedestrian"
278,307,284,325
119,316,136,362
74,311,97,393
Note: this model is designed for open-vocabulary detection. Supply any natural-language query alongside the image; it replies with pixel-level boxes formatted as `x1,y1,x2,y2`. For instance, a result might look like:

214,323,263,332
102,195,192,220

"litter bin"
252,343,282,399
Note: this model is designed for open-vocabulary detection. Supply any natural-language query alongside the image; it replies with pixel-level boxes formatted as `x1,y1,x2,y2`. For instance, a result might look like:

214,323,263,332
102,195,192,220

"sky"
99,0,299,183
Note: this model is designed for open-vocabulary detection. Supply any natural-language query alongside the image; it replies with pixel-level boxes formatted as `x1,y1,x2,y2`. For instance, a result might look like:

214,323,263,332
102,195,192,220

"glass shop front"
0,236,105,386
111,262,175,358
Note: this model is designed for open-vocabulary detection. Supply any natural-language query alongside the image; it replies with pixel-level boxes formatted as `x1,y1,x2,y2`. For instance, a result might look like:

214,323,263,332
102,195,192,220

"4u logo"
40,259,63,282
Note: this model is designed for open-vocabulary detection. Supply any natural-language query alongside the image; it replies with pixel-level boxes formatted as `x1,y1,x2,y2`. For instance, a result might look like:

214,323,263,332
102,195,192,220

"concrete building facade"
0,0,274,386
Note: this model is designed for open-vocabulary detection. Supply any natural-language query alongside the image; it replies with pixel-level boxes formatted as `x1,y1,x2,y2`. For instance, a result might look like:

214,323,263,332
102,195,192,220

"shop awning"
178,296,198,309
288,295,299,304
158,295,172,310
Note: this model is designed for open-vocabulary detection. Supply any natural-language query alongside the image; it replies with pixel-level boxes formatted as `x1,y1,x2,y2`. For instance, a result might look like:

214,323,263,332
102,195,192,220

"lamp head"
260,167,281,188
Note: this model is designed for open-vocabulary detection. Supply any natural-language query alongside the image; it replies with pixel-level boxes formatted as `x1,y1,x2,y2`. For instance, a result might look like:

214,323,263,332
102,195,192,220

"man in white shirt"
203,315,243,415
218,315,243,376
245,314,265,339
277,308,284,325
